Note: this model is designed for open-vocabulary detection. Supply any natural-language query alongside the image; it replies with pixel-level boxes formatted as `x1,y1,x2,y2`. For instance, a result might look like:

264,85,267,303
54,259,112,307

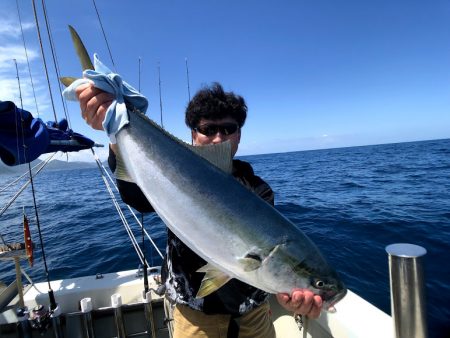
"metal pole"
14,257,25,307
386,243,428,338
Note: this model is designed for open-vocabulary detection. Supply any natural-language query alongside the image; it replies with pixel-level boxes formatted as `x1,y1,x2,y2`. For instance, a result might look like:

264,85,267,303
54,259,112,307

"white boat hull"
0,268,393,337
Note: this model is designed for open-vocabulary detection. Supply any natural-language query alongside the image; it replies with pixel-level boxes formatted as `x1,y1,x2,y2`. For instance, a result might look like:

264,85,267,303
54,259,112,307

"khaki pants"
170,302,276,338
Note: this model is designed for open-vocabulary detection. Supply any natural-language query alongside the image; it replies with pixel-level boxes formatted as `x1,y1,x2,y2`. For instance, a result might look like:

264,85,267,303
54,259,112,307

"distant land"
0,159,98,175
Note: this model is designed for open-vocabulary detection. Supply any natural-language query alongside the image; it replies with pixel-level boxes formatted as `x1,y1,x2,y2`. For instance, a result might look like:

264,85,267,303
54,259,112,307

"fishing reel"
29,304,52,334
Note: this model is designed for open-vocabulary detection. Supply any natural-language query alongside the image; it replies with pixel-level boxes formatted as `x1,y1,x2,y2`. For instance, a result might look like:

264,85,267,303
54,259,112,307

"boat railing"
387,243,428,338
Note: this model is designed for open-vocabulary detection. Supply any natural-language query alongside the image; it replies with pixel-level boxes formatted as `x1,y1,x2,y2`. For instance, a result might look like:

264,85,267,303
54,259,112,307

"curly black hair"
185,82,247,129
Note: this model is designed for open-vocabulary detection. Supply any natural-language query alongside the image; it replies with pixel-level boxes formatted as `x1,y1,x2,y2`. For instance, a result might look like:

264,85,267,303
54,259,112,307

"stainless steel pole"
386,243,428,338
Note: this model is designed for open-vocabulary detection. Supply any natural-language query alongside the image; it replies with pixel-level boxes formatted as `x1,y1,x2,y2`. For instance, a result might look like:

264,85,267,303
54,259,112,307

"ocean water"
0,139,449,337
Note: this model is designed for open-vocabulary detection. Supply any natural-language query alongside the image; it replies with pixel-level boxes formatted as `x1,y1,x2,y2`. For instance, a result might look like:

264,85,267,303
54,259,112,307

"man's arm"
77,83,154,213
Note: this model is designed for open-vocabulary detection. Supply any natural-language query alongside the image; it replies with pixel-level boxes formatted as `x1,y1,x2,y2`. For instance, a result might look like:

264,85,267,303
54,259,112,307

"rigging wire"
15,0,40,118
40,0,71,127
31,0,58,123
91,0,116,70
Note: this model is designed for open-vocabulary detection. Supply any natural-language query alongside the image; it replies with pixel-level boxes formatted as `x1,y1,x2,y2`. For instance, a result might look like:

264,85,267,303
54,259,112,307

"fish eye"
314,280,325,288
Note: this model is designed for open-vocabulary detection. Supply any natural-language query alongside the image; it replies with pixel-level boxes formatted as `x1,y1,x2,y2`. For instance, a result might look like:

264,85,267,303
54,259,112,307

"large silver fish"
62,26,346,311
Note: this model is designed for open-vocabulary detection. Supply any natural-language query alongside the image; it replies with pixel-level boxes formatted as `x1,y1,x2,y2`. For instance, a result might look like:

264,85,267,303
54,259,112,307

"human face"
192,118,241,157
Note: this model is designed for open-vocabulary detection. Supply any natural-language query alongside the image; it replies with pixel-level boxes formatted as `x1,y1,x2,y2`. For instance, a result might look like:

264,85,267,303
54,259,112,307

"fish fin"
189,142,233,174
60,76,78,87
68,25,94,71
195,264,232,298
114,147,134,182
237,257,262,272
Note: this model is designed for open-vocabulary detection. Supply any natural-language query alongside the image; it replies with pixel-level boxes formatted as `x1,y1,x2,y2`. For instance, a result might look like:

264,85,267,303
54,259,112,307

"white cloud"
0,21,34,39
0,19,53,119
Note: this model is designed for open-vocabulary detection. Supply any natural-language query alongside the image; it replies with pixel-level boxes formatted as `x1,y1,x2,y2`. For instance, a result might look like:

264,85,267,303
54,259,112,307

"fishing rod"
31,0,58,124
14,54,57,310
15,0,40,118
92,0,116,70
185,57,191,101
14,53,64,336
158,62,164,128
138,57,150,294
40,0,71,127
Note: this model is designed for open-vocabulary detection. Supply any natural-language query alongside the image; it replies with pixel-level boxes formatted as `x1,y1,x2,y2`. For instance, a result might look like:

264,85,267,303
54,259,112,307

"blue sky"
1,0,449,161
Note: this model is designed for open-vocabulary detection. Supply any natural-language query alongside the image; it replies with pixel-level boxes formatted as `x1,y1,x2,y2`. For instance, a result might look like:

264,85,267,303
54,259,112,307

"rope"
15,0,40,118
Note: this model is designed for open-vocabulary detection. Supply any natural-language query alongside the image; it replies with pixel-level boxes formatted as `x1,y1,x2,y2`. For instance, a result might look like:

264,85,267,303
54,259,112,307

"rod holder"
386,243,428,338
16,307,32,338
143,291,157,338
80,297,95,338
50,305,64,338
111,293,126,338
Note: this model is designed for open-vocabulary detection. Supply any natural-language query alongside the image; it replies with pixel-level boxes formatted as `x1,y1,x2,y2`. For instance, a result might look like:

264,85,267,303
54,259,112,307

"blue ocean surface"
0,139,449,337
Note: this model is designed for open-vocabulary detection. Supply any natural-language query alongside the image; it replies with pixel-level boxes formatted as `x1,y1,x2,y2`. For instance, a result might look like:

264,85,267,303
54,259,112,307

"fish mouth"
322,288,347,313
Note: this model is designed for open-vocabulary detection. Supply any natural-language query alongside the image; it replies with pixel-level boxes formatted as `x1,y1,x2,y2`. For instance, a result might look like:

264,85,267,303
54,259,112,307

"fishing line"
185,58,191,102
40,0,72,127
158,62,164,128
13,59,21,165
90,149,164,259
0,154,55,217
31,0,58,123
15,0,40,118
90,149,149,266
91,0,116,70
0,156,47,194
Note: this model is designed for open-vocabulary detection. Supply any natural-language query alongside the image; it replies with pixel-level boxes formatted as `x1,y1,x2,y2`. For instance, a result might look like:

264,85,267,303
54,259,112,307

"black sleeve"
108,146,155,213
232,160,275,206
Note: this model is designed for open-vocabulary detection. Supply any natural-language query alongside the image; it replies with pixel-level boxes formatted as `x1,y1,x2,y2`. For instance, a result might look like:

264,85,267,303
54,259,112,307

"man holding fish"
74,82,335,337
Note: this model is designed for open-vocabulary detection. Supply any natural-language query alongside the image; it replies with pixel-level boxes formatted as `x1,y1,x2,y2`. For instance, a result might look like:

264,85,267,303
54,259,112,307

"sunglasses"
193,123,239,136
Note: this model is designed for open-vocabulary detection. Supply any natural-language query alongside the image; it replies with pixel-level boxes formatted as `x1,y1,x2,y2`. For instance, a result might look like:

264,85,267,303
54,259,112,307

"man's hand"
276,289,323,319
76,83,114,131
